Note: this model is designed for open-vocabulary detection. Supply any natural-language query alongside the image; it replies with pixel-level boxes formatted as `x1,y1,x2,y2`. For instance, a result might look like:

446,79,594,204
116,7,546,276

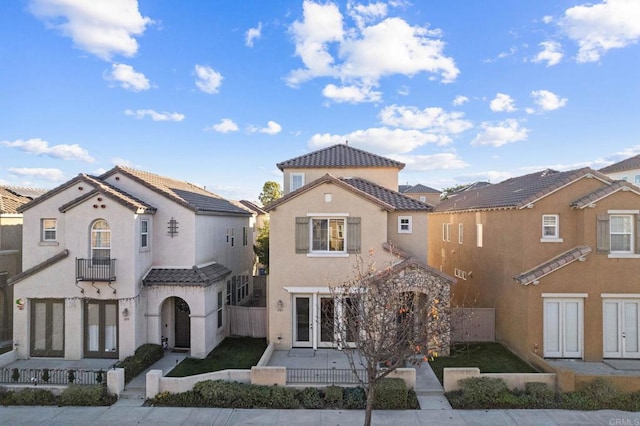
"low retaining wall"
0,350,17,368
256,343,275,367
443,367,556,392
386,368,416,390
146,369,251,399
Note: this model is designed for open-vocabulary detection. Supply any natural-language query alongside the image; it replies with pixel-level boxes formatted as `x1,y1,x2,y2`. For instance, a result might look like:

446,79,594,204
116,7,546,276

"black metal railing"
0,367,107,385
76,258,116,282
286,368,367,385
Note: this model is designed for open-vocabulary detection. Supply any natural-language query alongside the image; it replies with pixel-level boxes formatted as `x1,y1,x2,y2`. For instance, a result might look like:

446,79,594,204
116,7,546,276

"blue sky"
2,0,639,202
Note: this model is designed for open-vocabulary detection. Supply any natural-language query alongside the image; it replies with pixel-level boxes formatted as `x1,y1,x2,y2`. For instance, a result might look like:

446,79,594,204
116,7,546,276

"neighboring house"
9,167,253,360
600,154,640,185
428,168,640,363
237,200,269,271
399,184,442,205
0,186,45,345
266,144,453,351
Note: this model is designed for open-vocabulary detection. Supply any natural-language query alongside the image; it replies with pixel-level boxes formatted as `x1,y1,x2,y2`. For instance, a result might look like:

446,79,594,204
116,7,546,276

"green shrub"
374,378,408,409
455,377,509,408
58,384,116,406
407,389,420,409
324,385,343,409
268,385,300,409
152,390,204,407
135,343,164,365
522,382,556,408
2,389,56,406
116,343,163,383
297,387,323,409
343,387,366,409
561,378,620,410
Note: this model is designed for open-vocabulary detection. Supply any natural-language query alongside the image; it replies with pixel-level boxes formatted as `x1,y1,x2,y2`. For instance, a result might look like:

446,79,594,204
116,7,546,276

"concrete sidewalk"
1,406,638,425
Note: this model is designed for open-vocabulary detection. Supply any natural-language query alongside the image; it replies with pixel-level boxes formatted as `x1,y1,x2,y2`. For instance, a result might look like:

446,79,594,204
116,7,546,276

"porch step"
417,394,452,410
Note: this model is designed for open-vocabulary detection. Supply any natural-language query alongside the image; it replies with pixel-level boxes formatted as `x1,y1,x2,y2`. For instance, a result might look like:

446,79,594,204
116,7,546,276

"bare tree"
323,252,451,426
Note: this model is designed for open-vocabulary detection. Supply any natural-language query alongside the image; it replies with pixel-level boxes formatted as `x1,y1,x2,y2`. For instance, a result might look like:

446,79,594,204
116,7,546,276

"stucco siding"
283,167,399,194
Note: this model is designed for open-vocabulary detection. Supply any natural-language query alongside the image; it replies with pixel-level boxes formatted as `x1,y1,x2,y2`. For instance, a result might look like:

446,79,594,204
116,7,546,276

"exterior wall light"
277,300,284,311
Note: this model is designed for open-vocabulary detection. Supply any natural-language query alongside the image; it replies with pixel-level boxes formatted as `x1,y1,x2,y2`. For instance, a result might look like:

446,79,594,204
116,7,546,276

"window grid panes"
42,219,57,241
91,220,111,263
141,219,149,248
312,218,345,252
610,215,633,252
542,215,559,238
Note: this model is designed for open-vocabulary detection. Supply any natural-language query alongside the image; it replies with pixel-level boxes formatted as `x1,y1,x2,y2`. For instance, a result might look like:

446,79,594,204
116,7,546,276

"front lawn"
167,337,267,377
429,342,537,384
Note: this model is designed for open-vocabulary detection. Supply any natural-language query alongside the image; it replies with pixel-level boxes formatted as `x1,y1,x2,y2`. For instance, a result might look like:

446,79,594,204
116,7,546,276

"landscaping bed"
167,337,267,377
429,342,537,384
0,384,116,406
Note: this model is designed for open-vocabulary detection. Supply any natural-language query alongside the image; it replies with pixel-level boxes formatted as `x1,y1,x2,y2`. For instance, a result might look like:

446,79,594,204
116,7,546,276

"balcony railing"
76,258,116,282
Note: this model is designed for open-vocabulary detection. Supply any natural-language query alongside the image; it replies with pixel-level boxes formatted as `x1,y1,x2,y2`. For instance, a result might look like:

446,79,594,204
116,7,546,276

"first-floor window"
226,280,231,305
398,216,412,234
442,223,451,242
217,291,223,329
312,218,345,252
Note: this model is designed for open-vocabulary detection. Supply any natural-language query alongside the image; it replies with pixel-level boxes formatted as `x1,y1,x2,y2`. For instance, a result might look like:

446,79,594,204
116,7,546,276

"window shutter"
295,217,309,253
596,215,610,254
636,215,640,254
347,217,361,253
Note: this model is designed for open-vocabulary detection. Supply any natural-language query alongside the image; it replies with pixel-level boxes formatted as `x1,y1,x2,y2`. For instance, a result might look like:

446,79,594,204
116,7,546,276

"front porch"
538,357,640,392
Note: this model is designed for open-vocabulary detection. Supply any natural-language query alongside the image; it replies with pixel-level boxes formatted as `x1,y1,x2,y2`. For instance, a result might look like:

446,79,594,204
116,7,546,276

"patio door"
85,300,118,359
603,299,640,358
293,295,312,347
543,298,583,358
31,299,64,357
319,296,335,348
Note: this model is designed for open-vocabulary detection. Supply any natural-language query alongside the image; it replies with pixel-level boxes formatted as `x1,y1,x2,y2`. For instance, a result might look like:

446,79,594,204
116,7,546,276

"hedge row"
448,377,640,411
115,343,164,383
151,379,419,409
0,385,116,406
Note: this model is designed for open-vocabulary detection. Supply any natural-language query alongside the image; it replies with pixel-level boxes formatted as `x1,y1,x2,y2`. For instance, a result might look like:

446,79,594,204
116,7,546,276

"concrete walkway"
0,406,638,425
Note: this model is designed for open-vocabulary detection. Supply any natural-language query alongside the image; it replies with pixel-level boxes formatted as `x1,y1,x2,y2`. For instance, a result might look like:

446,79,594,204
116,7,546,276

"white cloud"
259,121,282,135
194,65,223,94
309,127,444,155
111,157,138,168
397,85,410,96
393,152,469,171
93,167,107,175
246,22,262,47
207,118,239,133
530,89,568,112
9,167,65,182
105,63,151,91
533,41,563,66
124,109,185,121
489,93,517,112
452,95,469,106
29,0,152,61
379,105,472,136
471,119,529,147
559,0,640,63
542,15,554,24
322,83,382,103
1,138,95,162
484,46,517,63
287,1,459,101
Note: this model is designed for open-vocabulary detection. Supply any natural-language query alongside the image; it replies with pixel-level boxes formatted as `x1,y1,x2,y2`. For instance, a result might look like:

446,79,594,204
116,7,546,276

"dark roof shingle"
400,184,440,194
514,246,591,285
143,263,232,287
277,144,405,171
599,154,640,174
342,178,433,211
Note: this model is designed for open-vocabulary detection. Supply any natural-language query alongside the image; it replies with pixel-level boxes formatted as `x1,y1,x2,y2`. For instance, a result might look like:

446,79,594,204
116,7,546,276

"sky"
1,0,640,203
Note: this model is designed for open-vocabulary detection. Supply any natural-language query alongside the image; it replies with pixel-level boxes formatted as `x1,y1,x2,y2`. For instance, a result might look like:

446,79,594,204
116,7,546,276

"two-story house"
266,144,453,351
399,184,442,206
9,166,253,360
600,154,640,185
428,168,640,363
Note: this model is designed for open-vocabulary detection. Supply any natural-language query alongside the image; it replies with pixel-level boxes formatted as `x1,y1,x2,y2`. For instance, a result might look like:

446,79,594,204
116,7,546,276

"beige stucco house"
266,144,453,351
399,184,442,206
9,167,254,360
428,167,640,364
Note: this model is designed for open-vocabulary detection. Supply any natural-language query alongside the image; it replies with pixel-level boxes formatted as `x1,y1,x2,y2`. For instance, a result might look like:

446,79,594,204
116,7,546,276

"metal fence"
0,367,106,385
286,368,367,385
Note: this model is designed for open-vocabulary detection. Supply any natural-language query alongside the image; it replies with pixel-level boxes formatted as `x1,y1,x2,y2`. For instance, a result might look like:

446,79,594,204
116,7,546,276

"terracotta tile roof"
276,144,405,171
571,180,640,208
599,154,640,174
101,166,250,216
435,168,611,212
143,263,232,287
342,178,433,211
8,249,69,285
3,186,48,199
514,246,591,286
0,186,32,214
400,184,440,194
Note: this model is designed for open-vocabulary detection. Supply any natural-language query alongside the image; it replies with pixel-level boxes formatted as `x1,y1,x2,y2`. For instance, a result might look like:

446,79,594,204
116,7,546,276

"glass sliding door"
84,300,118,358
30,299,64,357
293,296,312,347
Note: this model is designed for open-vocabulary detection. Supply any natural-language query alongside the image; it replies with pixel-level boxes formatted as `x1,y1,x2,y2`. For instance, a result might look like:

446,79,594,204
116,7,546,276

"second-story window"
140,219,149,249
42,219,57,242
312,218,345,252
542,214,560,240
610,214,633,253
91,219,111,265
458,223,464,244
291,173,305,192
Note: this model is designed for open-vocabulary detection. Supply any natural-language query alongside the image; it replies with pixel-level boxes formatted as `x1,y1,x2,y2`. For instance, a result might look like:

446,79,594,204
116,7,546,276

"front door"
293,295,312,347
543,298,583,358
174,298,191,348
31,299,64,357
604,299,640,358
85,300,118,358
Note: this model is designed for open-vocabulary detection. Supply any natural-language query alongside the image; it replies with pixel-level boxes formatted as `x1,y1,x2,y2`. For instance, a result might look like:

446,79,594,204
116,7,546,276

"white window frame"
42,219,57,242
476,224,483,247
90,219,111,264
419,196,426,202
541,214,563,242
458,223,463,244
290,173,305,192
217,290,224,329
610,214,633,254
442,223,451,242
140,219,149,249
398,216,412,234
310,217,346,254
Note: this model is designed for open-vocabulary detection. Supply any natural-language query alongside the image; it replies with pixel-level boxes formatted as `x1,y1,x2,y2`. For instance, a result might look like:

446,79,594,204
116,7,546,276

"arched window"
91,219,111,265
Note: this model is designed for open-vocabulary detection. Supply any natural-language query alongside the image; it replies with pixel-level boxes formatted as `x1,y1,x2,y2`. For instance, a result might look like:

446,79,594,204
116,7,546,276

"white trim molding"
608,210,640,214
284,286,331,294
306,213,350,217
601,294,640,299
542,293,588,298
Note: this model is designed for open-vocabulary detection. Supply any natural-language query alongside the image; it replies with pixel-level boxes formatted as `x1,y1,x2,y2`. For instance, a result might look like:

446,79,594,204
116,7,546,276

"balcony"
76,258,116,282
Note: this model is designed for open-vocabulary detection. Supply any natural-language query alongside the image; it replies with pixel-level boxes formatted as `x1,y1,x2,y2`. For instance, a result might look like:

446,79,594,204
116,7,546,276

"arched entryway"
174,297,191,349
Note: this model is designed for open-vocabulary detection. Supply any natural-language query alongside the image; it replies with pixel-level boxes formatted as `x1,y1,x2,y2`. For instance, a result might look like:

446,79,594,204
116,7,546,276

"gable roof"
342,178,433,211
599,154,640,174
571,180,640,209
238,199,267,215
0,186,33,214
276,144,405,171
8,249,70,285
514,246,591,286
143,263,232,287
435,168,611,213
100,166,250,216
400,184,440,194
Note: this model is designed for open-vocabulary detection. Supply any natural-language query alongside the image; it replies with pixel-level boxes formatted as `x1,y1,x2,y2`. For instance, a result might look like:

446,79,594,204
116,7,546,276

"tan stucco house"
428,167,640,363
266,144,453,351
9,167,254,360
399,183,442,206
